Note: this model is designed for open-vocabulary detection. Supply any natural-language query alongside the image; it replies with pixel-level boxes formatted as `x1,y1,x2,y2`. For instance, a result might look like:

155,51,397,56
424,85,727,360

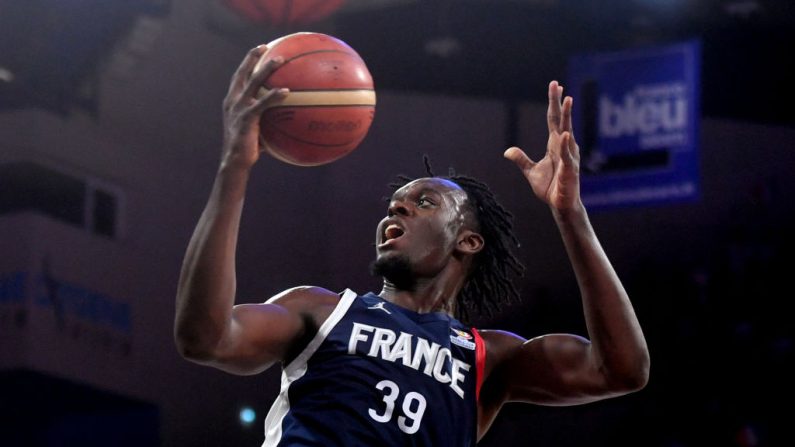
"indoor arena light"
222,0,346,26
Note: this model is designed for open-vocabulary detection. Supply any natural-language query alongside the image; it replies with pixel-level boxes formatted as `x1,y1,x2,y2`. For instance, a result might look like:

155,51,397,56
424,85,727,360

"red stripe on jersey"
471,327,486,403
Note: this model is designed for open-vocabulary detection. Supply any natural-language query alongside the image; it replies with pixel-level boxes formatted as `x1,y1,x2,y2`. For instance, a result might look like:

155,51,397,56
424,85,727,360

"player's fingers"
247,87,290,117
228,45,268,97
504,146,537,172
244,56,284,100
569,135,580,161
561,96,573,133
547,81,562,133
559,133,575,167
561,132,582,169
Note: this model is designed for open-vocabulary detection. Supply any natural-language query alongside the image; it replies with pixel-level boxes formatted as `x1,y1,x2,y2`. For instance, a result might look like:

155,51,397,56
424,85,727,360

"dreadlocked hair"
389,155,525,321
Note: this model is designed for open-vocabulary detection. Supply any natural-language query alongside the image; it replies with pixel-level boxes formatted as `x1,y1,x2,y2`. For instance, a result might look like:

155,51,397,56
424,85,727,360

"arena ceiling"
332,0,795,125
1,0,793,125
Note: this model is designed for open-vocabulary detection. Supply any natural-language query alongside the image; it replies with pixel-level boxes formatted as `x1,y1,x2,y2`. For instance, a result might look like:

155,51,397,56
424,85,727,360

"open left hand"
504,81,582,211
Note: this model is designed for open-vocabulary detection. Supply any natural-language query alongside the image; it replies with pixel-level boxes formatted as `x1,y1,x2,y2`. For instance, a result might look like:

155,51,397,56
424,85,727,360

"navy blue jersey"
262,289,485,447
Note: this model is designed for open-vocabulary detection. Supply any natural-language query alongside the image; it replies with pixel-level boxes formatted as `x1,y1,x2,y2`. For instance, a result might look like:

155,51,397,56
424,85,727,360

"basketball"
252,32,376,167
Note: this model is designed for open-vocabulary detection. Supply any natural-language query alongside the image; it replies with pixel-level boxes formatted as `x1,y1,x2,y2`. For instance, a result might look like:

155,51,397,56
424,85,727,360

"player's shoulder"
264,285,342,309
477,329,586,373
477,329,525,357
473,329,526,377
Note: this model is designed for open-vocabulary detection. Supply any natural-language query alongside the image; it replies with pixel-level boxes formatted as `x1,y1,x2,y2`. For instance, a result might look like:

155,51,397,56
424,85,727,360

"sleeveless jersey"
262,289,486,447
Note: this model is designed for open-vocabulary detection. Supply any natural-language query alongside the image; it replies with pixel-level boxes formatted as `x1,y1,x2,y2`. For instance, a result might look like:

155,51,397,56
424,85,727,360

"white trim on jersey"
262,288,359,447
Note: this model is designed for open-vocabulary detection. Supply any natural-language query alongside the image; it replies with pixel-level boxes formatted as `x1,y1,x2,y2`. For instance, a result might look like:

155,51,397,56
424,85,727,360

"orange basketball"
252,32,376,167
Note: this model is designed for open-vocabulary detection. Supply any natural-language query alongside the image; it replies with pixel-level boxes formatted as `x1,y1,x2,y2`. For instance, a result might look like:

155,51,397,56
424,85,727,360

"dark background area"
338,0,795,127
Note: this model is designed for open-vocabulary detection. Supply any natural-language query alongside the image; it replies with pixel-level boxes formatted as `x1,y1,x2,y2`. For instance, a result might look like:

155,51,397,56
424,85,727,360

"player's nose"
387,200,411,217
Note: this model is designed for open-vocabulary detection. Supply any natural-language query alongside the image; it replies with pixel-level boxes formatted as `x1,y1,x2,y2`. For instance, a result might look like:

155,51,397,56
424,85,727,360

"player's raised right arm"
173,46,296,375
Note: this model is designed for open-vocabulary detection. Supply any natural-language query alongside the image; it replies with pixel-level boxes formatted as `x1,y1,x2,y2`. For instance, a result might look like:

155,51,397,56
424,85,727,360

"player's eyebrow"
414,188,443,199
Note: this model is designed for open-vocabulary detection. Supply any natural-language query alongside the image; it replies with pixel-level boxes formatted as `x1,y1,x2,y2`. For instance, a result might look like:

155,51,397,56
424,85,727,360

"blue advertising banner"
567,40,701,210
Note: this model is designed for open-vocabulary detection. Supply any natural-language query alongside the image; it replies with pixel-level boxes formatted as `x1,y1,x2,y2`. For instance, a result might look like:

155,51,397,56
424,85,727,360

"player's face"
374,178,471,278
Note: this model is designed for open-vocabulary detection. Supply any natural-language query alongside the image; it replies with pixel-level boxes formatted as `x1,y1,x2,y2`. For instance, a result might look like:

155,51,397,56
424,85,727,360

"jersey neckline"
361,292,458,324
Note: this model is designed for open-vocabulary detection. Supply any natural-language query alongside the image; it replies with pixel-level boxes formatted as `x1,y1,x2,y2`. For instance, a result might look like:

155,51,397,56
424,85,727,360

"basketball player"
174,46,649,446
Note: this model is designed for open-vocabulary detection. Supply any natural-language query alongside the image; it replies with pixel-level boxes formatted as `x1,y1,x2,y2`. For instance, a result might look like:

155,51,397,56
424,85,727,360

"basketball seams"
280,49,360,66
273,88,376,92
267,104,375,109
256,88,375,99
262,118,369,148
265,90,376,109
262,49,364,90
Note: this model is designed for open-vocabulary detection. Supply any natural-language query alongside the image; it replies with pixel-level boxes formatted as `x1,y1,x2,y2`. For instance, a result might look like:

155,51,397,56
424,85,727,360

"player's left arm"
495,80,649,406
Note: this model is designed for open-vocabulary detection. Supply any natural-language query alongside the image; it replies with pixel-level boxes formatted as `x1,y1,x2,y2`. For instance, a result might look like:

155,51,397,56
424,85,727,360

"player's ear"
456,230,484,255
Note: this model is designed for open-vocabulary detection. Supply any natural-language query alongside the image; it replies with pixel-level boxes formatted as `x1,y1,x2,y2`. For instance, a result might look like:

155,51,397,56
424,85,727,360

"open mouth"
382,224,405,243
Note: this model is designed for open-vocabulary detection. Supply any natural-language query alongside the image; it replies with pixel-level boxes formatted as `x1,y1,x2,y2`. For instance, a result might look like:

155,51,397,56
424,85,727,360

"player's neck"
378,275,462,315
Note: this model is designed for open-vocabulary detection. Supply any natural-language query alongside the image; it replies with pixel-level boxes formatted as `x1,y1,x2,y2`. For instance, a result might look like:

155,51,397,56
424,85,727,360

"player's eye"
418,197,434,207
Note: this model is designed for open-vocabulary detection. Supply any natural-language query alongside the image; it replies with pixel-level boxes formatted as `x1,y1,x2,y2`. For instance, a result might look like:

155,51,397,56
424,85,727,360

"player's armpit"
192,286,340,376
474,329,523,440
